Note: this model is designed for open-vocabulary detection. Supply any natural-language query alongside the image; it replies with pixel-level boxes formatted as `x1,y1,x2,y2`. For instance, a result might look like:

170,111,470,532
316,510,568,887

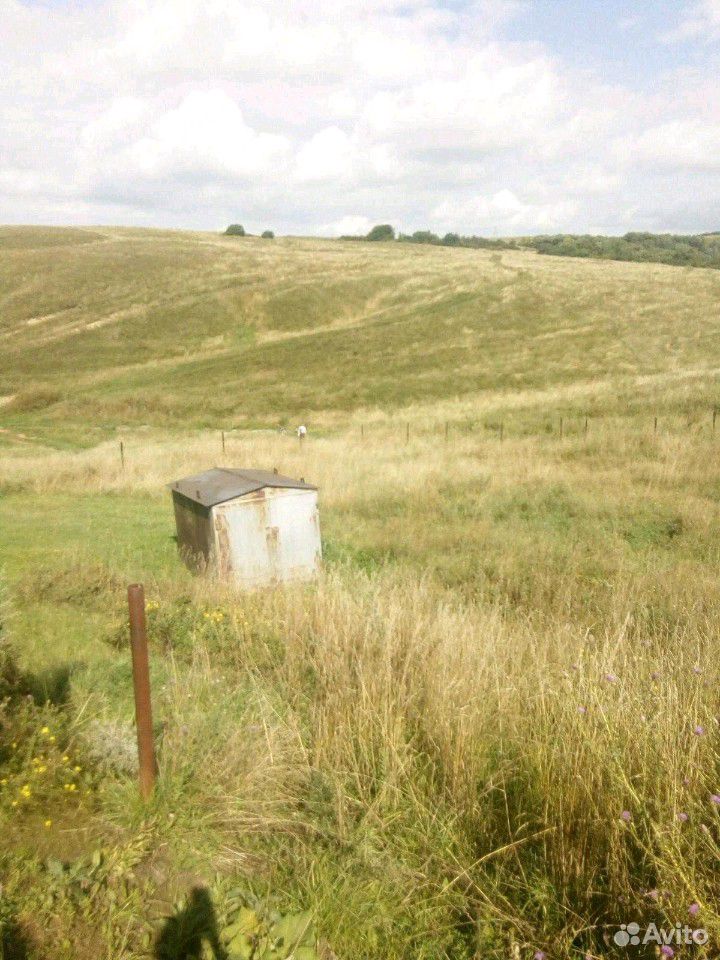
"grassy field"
2,227,720,959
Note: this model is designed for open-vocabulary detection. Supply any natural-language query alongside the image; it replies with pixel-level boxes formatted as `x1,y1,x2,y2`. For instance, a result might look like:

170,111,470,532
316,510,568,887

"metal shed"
169,468,321,588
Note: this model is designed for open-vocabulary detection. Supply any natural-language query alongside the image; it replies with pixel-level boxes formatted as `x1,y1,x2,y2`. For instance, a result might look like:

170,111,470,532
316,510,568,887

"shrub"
261,230,275,239
365,224,395,242
224,224,246,237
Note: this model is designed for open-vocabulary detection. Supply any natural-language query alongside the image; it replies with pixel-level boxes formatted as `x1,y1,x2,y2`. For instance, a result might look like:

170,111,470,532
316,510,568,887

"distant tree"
442,233,460,246
410,230,439,245
261,230,275,239
365,224,395,242
224,224,246,236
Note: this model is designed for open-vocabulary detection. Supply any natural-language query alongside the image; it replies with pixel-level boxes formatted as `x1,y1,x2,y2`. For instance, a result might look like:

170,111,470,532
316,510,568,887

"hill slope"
2,225,720,444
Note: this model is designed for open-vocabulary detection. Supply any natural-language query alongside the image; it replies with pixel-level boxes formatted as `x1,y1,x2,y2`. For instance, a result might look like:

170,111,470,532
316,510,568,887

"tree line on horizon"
342,223,720,269
340,223,517,250
223,220,720,270
525,231,720,269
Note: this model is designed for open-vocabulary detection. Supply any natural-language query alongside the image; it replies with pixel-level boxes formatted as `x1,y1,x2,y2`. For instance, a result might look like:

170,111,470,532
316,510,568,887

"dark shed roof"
169,467,316,507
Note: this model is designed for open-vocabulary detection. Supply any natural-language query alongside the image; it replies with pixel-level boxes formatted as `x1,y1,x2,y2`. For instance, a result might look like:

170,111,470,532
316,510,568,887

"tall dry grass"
4,422,720,956
125,564,720,956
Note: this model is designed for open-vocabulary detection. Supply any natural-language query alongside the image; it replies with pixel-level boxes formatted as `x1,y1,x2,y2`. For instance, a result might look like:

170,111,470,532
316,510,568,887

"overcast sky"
2,0,720,236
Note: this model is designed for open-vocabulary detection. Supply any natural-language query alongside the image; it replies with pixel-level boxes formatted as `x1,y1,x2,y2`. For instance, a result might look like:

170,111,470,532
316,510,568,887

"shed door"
214,498,270,585
266,490,320,580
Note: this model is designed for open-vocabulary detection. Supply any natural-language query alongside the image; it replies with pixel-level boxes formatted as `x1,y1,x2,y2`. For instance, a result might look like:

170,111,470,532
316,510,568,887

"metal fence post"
127,584,157,802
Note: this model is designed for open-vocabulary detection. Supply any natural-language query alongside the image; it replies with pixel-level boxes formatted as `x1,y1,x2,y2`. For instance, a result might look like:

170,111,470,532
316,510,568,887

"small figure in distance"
297,424,307,440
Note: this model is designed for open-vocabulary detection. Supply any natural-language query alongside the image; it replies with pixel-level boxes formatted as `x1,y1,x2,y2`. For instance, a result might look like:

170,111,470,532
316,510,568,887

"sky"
2,0,720,236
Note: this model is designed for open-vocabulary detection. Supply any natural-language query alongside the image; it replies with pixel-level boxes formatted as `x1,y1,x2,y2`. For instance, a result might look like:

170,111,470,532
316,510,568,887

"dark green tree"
365,224,395,241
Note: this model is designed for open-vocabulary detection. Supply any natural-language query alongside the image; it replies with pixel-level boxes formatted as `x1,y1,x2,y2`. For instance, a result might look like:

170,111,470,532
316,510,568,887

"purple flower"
621,810,632,822
605,673,618,683
689,902,700,916
533,952,546,960
651,671,660,681
660,947,674,958
578,705,587,714
711,794,720,805
646,889,659,901
678,812,689,822
694,725,705,736
683,777,691,786
693,666,702,675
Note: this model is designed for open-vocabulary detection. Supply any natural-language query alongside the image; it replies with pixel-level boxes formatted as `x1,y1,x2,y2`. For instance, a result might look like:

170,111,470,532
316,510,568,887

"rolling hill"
2,225,720,445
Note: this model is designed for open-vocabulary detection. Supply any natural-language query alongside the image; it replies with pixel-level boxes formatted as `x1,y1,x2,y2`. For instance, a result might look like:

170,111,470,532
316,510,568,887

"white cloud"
665,0,720,41
433,190,578,234
0,0,718,234
629,120,720,171
80,91,290,201
317,214,373,236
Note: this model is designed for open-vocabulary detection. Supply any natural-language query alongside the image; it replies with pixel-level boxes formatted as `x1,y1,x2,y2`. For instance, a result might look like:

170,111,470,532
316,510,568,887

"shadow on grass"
155,887,227,960
24,663,76,705
0,916,33,960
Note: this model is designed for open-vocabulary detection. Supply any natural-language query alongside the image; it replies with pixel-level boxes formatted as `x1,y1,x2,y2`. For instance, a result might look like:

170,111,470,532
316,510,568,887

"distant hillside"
526,231,720,269
2,225,720,447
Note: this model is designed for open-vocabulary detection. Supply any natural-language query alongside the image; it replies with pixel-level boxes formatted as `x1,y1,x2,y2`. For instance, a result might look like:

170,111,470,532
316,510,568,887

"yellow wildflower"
62,755,69,763
74,766,82,772
11,800,18,808
44,819,52,828
49,736,56,743
41,726,50,735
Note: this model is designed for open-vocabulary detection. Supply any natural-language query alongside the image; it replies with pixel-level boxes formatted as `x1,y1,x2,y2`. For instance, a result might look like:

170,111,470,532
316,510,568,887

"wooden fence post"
127,584,157,802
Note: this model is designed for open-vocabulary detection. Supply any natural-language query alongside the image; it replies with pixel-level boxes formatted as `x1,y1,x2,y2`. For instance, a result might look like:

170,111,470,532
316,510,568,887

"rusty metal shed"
169,468,321,588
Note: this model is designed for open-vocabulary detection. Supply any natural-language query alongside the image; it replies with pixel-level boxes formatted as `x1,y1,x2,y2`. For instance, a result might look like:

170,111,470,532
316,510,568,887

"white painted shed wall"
211,487,321,588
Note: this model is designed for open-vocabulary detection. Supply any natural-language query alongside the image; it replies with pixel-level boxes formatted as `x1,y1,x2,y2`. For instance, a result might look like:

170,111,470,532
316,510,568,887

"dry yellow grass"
2,228,720,958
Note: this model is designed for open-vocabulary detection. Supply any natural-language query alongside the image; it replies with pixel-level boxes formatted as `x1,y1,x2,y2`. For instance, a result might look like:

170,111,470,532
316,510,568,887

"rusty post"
654,416,658,435
584,416,588,437
221,430,225,455
559,416,563,439
127,584,156,802
120,441,125,470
